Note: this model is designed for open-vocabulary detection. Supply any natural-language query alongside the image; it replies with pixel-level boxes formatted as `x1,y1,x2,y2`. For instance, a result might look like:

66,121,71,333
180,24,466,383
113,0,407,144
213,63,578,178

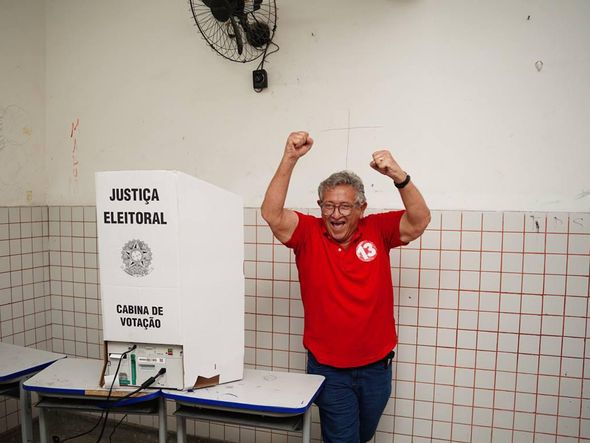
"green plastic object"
131,354,137,385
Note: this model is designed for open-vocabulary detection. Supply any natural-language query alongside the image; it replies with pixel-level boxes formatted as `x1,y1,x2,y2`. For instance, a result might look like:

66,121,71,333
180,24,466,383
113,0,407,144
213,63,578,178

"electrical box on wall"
95,170,244,390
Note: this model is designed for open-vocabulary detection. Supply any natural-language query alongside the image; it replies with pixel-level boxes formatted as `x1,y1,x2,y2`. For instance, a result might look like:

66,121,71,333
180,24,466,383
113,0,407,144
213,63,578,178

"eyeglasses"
319,202,357,216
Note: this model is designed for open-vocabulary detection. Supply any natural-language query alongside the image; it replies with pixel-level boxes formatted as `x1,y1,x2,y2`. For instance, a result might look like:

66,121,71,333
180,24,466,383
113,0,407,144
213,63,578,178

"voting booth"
95,170,244,390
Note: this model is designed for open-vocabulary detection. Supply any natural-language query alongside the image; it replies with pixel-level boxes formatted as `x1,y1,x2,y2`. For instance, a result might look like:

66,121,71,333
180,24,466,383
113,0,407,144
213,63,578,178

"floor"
1,410,221,443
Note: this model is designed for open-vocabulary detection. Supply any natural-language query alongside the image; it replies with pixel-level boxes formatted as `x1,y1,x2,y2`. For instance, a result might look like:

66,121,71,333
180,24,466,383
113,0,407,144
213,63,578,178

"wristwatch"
394,174,411,189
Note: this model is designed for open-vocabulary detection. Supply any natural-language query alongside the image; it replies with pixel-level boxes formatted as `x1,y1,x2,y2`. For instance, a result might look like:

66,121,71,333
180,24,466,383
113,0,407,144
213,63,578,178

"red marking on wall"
70,118,80,178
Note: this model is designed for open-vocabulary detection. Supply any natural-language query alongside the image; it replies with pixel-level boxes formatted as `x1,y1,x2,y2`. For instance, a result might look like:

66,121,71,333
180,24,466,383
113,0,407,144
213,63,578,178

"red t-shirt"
284,210,406,368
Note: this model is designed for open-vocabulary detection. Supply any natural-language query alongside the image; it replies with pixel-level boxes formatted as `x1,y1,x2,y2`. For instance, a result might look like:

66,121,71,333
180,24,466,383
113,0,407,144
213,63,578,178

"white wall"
3,0,590,211
0,0,46,206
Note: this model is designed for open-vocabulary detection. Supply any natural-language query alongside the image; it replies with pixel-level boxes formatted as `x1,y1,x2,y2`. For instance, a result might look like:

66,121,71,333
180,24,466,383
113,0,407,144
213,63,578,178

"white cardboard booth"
95,170,244,390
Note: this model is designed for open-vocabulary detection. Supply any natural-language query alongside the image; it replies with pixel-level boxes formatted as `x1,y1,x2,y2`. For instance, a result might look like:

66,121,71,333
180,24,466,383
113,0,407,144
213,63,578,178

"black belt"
309,350,395,369
358,350,395,369
380,350,396,369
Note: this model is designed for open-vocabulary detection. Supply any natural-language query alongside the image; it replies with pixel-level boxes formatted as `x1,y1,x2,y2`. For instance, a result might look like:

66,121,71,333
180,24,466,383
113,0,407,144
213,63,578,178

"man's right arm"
261,131,314,244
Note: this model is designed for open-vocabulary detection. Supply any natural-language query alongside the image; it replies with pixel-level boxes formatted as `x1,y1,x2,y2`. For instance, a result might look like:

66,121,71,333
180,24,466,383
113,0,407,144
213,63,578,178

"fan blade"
235,0,245,14
228,16,244,55
202,0,236,22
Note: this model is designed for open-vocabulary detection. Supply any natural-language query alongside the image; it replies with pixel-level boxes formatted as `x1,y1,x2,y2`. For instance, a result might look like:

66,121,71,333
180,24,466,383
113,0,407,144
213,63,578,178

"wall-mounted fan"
190,0,277,64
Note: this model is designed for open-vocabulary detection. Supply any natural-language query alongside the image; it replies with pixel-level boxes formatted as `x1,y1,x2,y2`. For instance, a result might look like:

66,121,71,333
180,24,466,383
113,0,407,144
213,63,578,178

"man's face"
319,185,366,246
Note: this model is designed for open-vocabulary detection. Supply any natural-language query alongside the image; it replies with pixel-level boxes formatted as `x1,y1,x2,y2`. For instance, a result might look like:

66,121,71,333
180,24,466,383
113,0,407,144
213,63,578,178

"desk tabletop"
163,369,324,415
0,342,65,382
23,358,159,405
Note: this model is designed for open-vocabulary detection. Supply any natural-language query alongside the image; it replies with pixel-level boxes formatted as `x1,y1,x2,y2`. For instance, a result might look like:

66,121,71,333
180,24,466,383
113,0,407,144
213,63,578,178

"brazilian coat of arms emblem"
121,239,152,277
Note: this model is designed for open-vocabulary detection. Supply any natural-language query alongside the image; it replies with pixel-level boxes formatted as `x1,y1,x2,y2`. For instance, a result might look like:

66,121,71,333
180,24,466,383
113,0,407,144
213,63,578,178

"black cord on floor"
53,412,105,443
94,345,140,443
108,414,127,443
52,345,136,443
94,367,166,442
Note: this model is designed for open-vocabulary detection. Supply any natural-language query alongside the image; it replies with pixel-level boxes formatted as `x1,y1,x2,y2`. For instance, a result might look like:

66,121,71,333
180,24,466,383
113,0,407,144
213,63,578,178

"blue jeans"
307,352,393,443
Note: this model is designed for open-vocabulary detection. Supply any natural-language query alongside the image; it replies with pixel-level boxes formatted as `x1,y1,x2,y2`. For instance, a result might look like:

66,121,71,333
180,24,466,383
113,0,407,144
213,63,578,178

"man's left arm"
370,150,431,243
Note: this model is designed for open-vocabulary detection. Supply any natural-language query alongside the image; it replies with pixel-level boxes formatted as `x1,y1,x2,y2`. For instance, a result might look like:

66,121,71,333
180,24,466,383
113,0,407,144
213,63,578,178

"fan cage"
190,0,277,63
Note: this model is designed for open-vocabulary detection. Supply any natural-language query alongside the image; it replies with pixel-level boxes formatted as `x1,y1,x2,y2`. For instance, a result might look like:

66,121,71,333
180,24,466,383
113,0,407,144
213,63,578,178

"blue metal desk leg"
159,396,168,443
19,380,33,443
302,408,311,443
176,412,186,443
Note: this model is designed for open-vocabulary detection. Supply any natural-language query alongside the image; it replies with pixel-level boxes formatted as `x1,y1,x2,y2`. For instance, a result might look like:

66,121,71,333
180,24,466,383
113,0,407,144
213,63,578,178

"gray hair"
317,170,367,205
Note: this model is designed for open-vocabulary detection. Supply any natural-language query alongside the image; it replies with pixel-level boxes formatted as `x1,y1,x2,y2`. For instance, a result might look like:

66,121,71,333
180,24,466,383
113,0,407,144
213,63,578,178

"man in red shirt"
261,131,430,442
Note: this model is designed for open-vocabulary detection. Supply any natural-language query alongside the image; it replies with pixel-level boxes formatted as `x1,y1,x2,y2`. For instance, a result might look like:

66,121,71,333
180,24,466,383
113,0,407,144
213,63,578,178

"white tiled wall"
243,209,590,443
48,206,102,360
1,206,589,442
0,207,52,433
